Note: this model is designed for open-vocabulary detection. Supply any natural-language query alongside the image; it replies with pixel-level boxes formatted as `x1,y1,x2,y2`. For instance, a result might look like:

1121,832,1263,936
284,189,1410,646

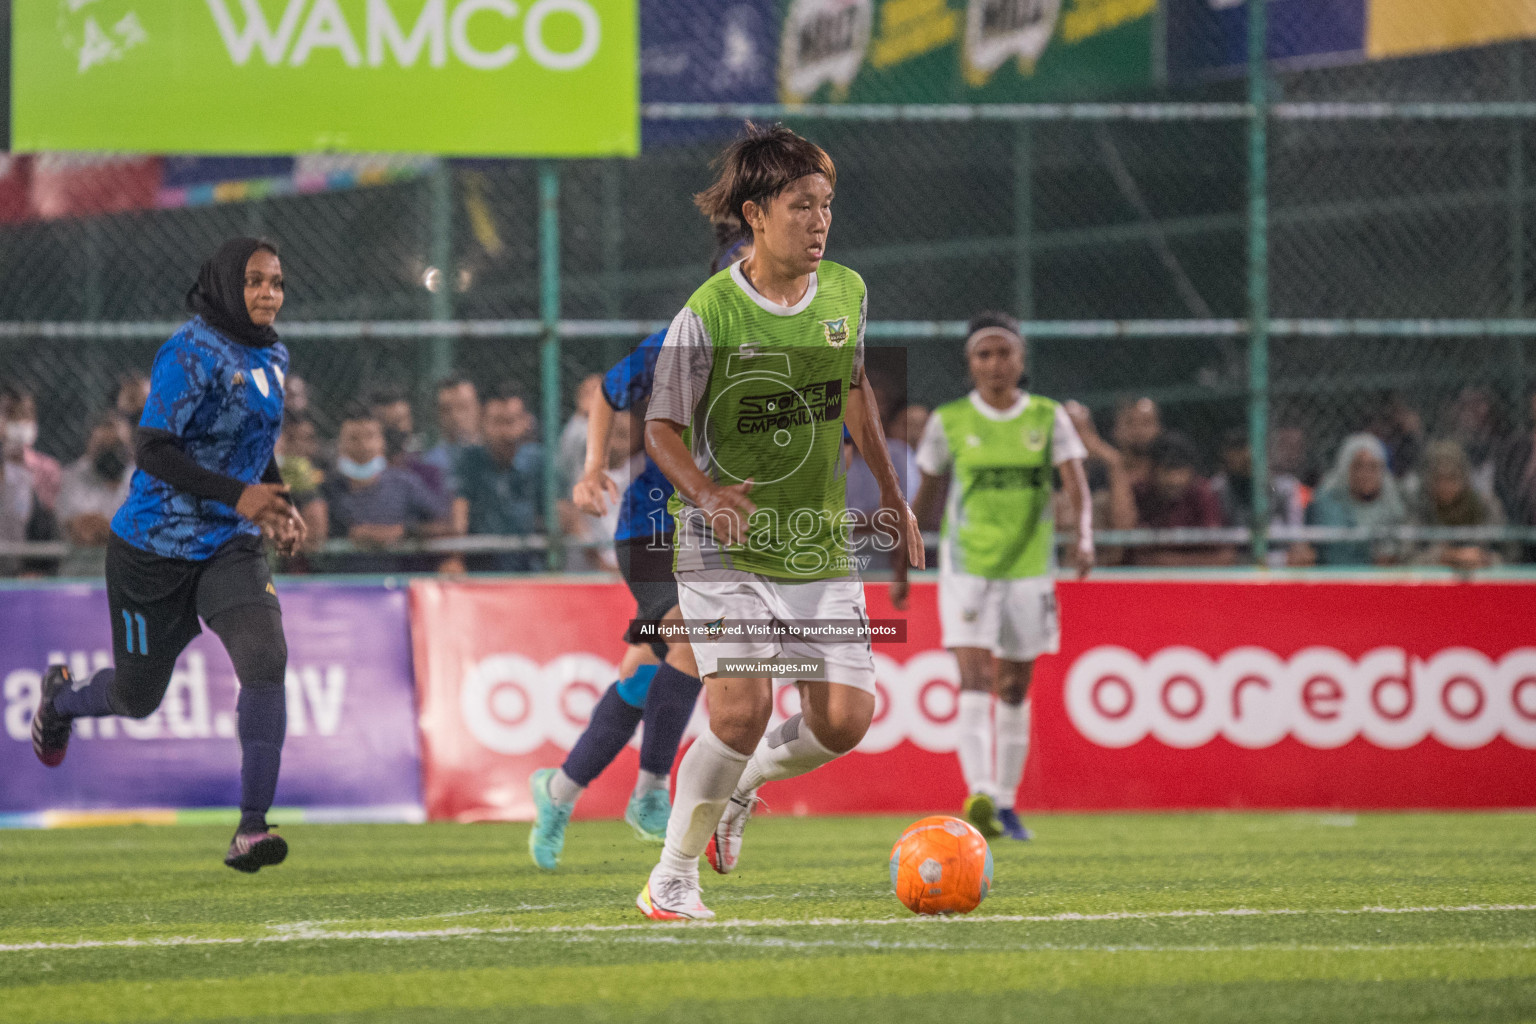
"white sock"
957,690,995,799
658,728,750,879
633,769,669,798
549,768,583,807
995,699,1031,812
735,713,840,796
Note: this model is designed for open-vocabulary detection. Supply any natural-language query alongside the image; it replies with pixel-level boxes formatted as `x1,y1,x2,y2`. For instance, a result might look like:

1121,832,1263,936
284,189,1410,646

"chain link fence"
3,16,1535,572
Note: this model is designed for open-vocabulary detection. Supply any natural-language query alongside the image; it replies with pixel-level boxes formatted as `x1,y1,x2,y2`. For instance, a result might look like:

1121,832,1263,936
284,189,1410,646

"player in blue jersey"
31,237,303,873
526,227,751,870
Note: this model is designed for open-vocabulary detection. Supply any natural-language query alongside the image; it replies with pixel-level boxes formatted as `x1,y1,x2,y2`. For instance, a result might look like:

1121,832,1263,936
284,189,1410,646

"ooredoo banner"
0,582,423,819
1032,580,1536,809
412,577,1536,819
11,0,639,156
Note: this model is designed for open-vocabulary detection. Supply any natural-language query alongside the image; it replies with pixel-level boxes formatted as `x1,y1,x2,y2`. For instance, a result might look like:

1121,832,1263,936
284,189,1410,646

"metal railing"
6,525,1535,565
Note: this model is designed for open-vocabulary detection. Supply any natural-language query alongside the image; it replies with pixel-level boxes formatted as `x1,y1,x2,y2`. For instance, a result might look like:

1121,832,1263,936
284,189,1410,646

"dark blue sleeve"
602,331,667,411
140,332,214,436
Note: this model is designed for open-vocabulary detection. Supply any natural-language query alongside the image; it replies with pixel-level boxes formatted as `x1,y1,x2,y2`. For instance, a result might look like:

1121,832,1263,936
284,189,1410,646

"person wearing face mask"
55,412,135,577
320,405,456,573
3,389,62,513
29,237,304,875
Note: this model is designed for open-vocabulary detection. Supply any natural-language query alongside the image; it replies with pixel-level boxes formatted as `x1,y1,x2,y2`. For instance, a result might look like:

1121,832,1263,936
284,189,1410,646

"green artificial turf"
1,812,1533,1023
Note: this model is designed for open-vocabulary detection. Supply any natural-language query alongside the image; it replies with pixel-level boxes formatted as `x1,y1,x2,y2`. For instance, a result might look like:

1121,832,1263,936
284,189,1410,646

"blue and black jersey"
603,330,674,544
113,316,287,560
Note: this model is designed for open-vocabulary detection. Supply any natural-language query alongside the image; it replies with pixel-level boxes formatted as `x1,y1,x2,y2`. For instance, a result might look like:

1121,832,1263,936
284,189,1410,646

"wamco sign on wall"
12,0,639,155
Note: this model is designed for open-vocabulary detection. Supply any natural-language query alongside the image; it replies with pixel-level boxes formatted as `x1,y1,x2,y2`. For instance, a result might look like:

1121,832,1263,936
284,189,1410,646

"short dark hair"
1150,431,1201,472
487,383,530,406
967,311,1021,339
367,385,409,408
436,376,476,394
964,311,1025,360
1,385,35,411
340,402,379,425
694,122,836,231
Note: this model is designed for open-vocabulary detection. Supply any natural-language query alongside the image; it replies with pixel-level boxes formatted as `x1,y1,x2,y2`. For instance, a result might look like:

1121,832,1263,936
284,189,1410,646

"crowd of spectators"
1055,385,1529,570
2,372,1533,577
0,375,548,577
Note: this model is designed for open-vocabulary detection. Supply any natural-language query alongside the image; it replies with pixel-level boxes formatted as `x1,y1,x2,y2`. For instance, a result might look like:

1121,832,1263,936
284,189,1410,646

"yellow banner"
1368,0,1536,60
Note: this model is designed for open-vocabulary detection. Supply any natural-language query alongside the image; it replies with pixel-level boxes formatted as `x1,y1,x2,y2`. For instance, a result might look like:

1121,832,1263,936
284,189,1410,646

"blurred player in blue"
527,224,752,869
31,237,303,873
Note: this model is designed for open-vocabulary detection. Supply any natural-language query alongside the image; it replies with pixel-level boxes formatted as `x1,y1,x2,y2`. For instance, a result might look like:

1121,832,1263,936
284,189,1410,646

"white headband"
964,325,1025,358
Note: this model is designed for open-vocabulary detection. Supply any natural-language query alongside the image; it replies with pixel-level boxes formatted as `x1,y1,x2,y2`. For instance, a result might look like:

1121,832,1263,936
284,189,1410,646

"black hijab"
186,237,281,348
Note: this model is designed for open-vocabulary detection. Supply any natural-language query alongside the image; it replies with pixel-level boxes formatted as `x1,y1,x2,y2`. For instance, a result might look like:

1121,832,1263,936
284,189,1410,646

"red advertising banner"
412,580,657,823
408,578,969,822
0,157,33,224
410,578,1536,822
29,154,163,220
1030,579,1536,810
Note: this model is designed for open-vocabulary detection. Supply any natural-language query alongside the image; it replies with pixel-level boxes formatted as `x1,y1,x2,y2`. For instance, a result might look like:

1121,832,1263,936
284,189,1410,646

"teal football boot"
528,769,573,870
624,788,670,843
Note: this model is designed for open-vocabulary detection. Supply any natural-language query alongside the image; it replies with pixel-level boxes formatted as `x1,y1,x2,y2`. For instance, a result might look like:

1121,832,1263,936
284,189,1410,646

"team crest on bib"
1025,428,1045,451
820,317,850,348
251,368,270,397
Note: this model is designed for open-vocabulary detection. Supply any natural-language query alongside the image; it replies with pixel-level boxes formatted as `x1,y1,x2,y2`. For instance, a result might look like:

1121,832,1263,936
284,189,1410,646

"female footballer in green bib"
636,123,923,920
901,313,1094,841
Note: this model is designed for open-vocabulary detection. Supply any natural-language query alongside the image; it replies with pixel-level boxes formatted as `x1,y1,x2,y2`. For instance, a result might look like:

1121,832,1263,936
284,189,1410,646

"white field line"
561,934,1536,954
2,904,1533,955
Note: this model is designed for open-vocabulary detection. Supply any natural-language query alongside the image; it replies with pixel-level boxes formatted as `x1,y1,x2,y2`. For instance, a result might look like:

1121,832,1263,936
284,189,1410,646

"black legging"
109,605,287,718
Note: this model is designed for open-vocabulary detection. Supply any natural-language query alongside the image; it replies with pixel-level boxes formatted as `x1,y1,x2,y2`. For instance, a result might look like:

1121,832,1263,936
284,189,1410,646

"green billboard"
12,0,638,156
778,0,1155,103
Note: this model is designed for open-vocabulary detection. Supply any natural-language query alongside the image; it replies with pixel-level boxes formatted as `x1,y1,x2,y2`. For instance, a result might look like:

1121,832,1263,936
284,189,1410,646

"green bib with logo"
936,394,1058,579
669,261,865,580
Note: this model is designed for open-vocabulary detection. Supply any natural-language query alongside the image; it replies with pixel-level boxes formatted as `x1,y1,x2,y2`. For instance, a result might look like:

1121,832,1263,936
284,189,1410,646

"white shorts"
939,571,1060,662
675,569,878,693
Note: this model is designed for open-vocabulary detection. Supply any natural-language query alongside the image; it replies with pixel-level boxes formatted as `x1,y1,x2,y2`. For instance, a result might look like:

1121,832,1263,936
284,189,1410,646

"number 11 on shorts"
122,610,149,655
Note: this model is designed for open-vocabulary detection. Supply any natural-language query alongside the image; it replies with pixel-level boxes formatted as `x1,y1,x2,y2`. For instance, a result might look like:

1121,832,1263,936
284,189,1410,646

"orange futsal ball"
889,815,994,915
